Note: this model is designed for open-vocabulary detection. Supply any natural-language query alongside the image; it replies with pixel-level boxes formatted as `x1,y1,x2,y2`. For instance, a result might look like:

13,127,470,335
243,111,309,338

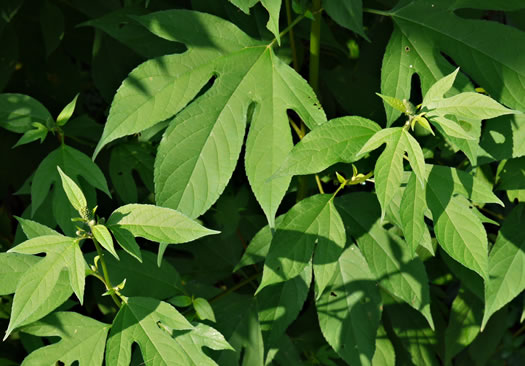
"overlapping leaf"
426,167,489,281
316,245,382,366
94,10,325,226
358,127,426,218
275,116,380,177
5,235,86,339
31,145,110,216
482,204,525,329
323,0,367,40
0,93,52,133
336,192,434,329
256,194,345,295
257,263,312,349
20,312,109,366
106,204,219,246
106,297,231,365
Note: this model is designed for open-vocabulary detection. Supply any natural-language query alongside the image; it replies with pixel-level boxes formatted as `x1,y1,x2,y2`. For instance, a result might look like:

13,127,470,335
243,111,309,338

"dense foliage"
1,0,525,365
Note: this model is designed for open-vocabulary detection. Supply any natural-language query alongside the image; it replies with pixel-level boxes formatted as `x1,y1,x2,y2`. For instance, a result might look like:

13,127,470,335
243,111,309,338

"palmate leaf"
20,312,109,366
274,116,380,178
4,235,86,339
358,127,426,219
316,245,382,366
482,204,525,330
0,253,39,295
227,0,281,43
256,194,345,296
336,192,434,330
0,93,53,133
94,9,325,226
106,204,219,245
106,297,231,366
399,172,427,256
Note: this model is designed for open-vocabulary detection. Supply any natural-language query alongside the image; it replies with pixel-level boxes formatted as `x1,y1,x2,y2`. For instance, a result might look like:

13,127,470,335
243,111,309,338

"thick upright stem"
285,0,299,71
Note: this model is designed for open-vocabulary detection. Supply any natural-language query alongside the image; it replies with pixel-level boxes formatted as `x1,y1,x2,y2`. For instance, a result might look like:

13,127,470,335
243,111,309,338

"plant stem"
309,0,322,95
362,8,391,16
315,175,325,194
92,237,121,308
285,0,299,71
269,13,305,48
209,272,262,304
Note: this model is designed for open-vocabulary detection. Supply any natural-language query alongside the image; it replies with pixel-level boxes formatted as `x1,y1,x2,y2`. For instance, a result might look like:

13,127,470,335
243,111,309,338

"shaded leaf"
316,245,382,365
20,312,109,366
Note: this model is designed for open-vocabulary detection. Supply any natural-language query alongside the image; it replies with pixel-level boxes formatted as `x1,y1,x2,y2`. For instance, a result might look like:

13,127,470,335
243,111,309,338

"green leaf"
12,122,48,148
79,8,185,59
375,93,407,114
228,0,259,14
256,194,345,294
426,167,489,281
260,0,281,44
106,297,228,365
0,253,39,295
109,226,142,262
422,67,460,106
274,116,381,178
234,215,285,271
56,93,79,127
194,297,216,322
391,1,525,114
359,128,426,218
482,204,525,330
323,0,367,40
336,192,435,330
39,0,64,57
385,300,439,366
479,114,525,163
380,27,472,126
444,288,482,364
427,114,477,141
96,10,325,226
372,325,395,366
15,217,59,239
5,235,86,339
257,263,311,349
85,250,183,299
497,157,525,190
109,141,154,203
425,92,517,121
92,224,119,260
400,172,427,256
20,312,109,366
57,166,88,217
93,9,261,158
107,204,219,244
31,145,110,216
316,245,382,365
0,93,52,133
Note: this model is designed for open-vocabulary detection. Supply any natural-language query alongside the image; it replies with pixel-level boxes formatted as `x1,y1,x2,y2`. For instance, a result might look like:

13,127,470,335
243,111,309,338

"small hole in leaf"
404,46,410,52
330,292,337,297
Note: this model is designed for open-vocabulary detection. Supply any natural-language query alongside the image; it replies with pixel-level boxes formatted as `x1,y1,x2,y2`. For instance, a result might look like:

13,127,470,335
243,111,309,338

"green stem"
362,8,391,16
269,13,305,48
285,0,299,71
92,237,121,308
309,0,322,95
209,272,262,304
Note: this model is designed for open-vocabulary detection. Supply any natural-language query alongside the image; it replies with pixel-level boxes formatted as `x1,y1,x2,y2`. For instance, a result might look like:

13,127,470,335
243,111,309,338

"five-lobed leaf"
20,312,109,366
